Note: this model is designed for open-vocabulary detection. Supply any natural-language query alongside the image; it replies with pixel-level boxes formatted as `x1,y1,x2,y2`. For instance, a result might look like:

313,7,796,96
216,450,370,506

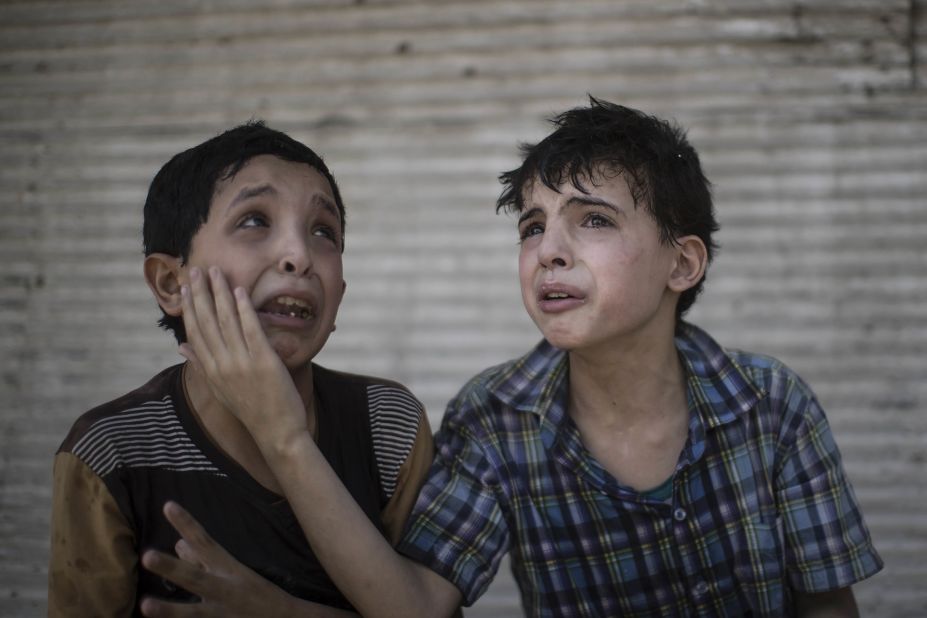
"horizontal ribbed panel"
1,1,925,616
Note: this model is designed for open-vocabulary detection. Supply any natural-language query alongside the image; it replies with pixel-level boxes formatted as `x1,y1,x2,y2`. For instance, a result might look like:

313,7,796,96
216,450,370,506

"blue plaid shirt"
398,323,882,617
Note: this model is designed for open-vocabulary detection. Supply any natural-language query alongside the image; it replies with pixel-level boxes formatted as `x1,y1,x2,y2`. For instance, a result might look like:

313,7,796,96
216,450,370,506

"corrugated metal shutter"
1,1,925,615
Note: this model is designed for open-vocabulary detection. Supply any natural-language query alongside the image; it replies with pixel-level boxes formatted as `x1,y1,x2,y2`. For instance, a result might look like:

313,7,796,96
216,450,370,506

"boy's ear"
144,253,185,317
668,236,708,293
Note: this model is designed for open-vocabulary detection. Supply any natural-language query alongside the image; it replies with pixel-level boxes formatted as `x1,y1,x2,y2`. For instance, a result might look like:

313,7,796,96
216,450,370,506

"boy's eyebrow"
311,193,340,220
226,183,277,212
517,207,542,227
226,183,340,220
564,195,623,214
517,195,623,225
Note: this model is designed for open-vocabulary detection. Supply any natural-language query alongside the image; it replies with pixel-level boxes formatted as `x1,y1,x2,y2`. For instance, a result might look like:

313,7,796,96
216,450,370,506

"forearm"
178,267,460,615
261,430,459,618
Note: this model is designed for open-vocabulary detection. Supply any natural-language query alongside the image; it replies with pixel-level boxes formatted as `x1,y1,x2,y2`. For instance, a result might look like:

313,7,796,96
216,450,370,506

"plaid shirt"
398,323,882,617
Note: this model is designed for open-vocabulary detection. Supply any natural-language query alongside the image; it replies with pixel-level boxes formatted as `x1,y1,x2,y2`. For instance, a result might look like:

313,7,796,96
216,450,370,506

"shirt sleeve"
775,383,883,592
396,390,511,606
48,451,137,617
380,412,435,546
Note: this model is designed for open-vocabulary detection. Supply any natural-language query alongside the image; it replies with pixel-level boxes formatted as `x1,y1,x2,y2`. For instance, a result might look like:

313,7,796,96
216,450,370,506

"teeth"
276,295,309,309
272,296,312,320
546,292,569,299
284,309,311,319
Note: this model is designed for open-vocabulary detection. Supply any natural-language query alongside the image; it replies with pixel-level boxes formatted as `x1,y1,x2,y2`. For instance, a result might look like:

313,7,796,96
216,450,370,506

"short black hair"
497,97,719,318
143,121,345,343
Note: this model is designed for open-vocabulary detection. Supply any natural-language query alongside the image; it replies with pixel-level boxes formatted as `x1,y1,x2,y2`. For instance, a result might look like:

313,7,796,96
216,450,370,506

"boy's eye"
312,225,338,242
584,213,614,229
518,222,544,241
238,213,269,228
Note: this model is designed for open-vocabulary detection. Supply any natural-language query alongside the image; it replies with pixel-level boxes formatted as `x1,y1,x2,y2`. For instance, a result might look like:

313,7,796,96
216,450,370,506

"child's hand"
179,266,308,452
140,502,357,617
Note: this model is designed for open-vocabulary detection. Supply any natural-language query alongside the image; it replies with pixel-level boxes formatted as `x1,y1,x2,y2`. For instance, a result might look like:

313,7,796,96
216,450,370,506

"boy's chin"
537,328,588,352
268,339,317,370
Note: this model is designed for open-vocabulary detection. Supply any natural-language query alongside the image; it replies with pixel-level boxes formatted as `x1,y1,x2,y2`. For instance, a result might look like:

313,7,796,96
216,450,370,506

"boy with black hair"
143,99,882,617
48,122,434,616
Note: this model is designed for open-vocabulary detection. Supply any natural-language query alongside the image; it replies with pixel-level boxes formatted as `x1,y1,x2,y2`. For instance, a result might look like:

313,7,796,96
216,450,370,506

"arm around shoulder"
260,428,463,617
49,452,137,617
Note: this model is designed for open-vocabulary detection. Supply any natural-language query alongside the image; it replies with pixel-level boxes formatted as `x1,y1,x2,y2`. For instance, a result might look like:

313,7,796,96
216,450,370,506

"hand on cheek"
178,266,308,448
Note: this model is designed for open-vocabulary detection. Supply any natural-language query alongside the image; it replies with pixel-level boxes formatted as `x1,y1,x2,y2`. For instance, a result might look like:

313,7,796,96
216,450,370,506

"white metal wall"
1,1,925,615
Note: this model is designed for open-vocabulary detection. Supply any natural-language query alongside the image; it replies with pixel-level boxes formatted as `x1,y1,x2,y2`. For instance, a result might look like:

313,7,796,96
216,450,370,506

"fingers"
180,270,219,377
139,595,198,618
163,502,238,575
141,549,209,599
207,267,249,359
144,503,302,618
140,593,214,618
233,286,262,354
163,502,215,556
186,267,227,360
233,286,274,358
139,504,229,617
182,266,255,381
175,539,202,569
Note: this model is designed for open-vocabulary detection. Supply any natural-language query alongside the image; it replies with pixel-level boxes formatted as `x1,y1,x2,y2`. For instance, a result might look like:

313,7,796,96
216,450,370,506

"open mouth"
259,295,314,321
537,283,584,312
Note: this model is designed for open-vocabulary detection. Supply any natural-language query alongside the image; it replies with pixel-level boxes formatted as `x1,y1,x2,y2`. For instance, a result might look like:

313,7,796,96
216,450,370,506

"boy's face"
183,154,345,369
517,171,680,354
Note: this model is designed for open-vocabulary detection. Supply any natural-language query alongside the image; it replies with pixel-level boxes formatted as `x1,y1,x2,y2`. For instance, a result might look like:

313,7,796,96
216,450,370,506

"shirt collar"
487,338,568,415
675,322,766,429
487,322,765,432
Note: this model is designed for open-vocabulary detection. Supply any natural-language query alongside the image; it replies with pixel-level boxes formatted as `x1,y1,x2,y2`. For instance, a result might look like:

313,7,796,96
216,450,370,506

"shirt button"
673,507,687,521
693,581,709,597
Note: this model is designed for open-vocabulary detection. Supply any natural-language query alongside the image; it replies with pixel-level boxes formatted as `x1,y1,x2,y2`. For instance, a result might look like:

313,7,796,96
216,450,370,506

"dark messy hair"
496,97,719,318
142,120,345,343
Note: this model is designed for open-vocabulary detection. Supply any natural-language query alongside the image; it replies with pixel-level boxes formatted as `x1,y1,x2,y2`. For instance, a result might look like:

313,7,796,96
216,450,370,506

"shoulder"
314,365,427,496
727,349,814,393
724,349,822,426
435,362,514,435
314,364,425,426
677,323,827,440
679,322,818,403
58,365,180,458
445,340,565,425
57,364,218,478
457,340,559,403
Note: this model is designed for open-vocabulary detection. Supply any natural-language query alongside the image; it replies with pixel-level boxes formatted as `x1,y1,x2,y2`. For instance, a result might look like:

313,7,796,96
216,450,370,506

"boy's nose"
537,226,571,270
278,237,313,276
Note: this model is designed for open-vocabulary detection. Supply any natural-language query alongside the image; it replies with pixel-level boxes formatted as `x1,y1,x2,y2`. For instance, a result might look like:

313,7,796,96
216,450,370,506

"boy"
144,99,882,617
48,122,434,616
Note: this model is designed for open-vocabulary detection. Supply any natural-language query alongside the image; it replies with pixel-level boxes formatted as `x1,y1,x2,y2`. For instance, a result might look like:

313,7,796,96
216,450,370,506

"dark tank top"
60,363,387,613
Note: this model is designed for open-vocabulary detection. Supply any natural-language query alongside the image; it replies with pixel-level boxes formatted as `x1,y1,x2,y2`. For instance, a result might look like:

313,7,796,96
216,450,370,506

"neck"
182,361,317,493
566,330,691,492
567,326,686,429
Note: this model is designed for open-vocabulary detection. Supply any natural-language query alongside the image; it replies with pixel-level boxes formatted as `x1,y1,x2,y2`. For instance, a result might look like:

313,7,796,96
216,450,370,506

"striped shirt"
398,322,882,617
50,362,432,615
